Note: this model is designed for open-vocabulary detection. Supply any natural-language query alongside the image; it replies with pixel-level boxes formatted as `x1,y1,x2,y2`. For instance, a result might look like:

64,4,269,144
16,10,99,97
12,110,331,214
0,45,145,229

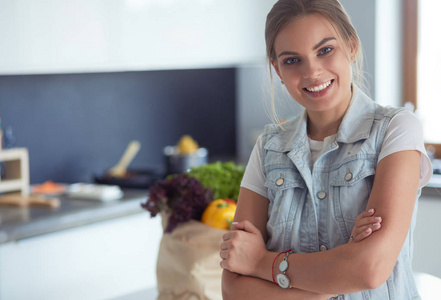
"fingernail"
374,217,381,221
232,222,239,224
368,209,374,213
373,223,380,227
366,228,372,233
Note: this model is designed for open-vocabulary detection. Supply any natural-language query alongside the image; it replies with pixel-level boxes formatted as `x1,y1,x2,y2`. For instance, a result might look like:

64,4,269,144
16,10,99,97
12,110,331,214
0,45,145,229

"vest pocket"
264,168,305,226
329,158,376,239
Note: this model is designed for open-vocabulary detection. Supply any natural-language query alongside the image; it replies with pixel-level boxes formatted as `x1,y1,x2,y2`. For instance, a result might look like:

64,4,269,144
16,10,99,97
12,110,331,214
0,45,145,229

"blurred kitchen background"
0,0,440,299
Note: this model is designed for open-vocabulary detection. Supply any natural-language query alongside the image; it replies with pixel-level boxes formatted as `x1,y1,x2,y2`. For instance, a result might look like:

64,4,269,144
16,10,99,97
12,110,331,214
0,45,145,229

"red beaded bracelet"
272,249,292,285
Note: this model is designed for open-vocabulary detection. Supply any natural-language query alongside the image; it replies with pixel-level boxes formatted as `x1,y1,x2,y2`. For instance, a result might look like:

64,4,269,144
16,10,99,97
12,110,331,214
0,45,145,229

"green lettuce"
187,161,245,202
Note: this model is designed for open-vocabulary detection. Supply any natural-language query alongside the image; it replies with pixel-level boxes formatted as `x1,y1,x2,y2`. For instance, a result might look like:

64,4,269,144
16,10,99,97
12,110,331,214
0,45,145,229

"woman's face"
272,13,356,116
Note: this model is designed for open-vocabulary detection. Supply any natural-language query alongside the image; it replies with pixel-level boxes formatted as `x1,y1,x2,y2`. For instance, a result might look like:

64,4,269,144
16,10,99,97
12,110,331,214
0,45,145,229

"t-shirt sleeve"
378,110,433,188
240,135,268,198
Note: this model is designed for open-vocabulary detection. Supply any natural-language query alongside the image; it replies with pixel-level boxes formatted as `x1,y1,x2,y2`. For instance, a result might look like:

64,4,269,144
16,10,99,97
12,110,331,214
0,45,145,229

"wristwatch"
276,250,294,288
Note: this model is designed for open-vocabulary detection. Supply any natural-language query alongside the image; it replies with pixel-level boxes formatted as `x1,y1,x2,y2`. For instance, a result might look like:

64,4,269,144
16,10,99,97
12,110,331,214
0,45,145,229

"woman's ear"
271,59,282,80
349,38,358,62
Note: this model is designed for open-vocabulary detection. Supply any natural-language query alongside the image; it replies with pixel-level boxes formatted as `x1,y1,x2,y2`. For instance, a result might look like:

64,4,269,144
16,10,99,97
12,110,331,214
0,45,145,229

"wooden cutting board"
0,192,60,208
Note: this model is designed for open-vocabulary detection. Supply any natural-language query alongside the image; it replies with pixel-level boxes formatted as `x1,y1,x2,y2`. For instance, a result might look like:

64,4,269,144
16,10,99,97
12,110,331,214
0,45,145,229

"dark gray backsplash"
0,68,236,184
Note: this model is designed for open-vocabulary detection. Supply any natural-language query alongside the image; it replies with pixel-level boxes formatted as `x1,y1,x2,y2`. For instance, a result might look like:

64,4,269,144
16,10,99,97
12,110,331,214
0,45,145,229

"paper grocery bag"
156,213,226,300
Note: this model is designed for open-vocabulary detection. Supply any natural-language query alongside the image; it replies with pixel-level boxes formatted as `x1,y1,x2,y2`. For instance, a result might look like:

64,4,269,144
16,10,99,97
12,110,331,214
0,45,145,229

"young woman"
220,0,432,299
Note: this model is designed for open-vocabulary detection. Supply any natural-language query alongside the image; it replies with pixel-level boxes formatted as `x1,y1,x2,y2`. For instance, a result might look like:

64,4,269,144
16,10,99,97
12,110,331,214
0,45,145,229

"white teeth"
306,80,332,92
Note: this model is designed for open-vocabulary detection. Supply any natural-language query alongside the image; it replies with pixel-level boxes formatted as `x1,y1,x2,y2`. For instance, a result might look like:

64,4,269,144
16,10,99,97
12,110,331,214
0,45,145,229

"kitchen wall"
0,0,275,184
0,69,236,184
0,0,394,180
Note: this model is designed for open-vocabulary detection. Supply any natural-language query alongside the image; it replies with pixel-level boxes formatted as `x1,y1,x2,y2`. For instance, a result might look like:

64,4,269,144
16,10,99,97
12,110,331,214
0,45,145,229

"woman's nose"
302,59,322,79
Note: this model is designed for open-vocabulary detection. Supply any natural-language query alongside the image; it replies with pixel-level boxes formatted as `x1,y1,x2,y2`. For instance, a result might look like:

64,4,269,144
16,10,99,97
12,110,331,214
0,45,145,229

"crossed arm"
221,150,421,299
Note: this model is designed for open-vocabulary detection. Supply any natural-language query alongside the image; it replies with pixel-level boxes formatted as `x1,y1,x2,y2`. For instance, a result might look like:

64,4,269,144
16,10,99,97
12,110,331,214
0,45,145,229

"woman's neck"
306,88,353,141
307,113,343,141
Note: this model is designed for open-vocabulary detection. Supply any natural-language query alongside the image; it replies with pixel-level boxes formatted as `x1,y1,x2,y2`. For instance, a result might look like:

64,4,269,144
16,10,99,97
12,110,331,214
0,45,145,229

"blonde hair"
265,0,367,124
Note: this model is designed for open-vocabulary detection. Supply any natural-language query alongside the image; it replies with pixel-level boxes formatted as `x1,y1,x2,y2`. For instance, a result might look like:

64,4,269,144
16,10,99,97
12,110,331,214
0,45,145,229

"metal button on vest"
276,173,284,186
317,191,326,199
320,245,328,251
344,172,353,181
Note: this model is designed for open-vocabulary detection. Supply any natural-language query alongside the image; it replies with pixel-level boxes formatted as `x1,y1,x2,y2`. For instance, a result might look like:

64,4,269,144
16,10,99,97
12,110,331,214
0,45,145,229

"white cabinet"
0,0,275,74
413,194,441,278
0,213,162,300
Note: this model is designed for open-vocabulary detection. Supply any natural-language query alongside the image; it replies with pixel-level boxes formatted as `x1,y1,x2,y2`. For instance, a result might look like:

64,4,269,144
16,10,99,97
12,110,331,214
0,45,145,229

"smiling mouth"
304,80,333,93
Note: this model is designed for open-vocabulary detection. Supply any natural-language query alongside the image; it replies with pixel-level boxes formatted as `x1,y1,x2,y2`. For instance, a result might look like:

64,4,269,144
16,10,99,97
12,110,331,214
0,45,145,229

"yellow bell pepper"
201,199,237,230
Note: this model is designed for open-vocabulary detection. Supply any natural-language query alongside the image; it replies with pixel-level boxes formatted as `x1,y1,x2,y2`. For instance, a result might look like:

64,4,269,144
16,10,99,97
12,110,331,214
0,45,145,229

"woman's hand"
220,220,268,277
349,208,382,243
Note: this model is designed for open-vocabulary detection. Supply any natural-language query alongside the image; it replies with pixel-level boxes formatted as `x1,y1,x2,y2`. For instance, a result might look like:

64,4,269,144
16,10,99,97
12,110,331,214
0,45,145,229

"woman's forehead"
274,13,341,53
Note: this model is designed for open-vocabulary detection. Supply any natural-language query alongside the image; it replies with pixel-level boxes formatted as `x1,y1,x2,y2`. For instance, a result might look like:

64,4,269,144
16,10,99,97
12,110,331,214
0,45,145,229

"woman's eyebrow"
313,37,336,50
277,37,336,58
278,51,299,58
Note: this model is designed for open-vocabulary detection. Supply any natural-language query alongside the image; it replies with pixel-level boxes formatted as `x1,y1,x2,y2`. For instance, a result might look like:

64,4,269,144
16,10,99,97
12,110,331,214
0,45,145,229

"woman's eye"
319,47,333,55
284,57,299,65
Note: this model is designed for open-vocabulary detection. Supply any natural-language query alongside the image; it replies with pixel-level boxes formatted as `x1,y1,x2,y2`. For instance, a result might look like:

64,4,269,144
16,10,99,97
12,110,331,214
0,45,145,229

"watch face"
279,260,288,272
276,274,290,289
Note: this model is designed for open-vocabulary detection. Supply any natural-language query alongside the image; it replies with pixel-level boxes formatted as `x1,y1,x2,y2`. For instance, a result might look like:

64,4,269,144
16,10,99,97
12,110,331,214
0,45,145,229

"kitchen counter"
421,187,441,198
422,174,441,198
1,177,439,245
1,175,439,246
0,188,149,244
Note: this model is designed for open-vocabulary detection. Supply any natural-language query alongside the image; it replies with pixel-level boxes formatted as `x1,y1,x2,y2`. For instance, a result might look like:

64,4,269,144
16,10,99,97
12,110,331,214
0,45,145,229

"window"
404,0,441,157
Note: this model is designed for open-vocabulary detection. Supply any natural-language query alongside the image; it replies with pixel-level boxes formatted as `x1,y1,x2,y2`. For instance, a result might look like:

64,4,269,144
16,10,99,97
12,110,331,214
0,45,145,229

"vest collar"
264,85,376,153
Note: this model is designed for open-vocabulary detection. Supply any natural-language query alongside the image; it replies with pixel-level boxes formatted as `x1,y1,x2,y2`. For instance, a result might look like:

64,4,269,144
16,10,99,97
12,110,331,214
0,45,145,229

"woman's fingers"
356,222,381,235
219,220,268,275
222,231,232,241
352,227,373,242
220,249,228,260
350,208,383,243
231,220,261,235
355,216,382,228
350,221,382,243
220,240,228,250
355,208,375,221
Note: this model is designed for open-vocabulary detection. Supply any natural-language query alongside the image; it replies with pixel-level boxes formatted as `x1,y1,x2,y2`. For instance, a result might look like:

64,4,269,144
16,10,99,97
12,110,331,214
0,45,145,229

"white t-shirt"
241,110,433,198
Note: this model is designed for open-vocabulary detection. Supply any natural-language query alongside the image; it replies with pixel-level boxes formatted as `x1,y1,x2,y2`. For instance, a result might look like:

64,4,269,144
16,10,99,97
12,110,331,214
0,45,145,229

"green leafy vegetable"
187,161,245,202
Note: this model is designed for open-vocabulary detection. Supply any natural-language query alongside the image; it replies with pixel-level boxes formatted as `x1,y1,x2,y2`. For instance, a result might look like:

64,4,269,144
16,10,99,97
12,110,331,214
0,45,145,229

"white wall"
340,0,377,97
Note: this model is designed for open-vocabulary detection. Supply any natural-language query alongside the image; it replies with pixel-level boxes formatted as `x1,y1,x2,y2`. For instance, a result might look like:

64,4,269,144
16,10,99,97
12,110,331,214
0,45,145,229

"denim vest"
261,87,420,299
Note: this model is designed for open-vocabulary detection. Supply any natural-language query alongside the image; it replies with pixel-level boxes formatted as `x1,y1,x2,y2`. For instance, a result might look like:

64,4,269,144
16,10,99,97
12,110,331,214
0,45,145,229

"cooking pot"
164,146,208,175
